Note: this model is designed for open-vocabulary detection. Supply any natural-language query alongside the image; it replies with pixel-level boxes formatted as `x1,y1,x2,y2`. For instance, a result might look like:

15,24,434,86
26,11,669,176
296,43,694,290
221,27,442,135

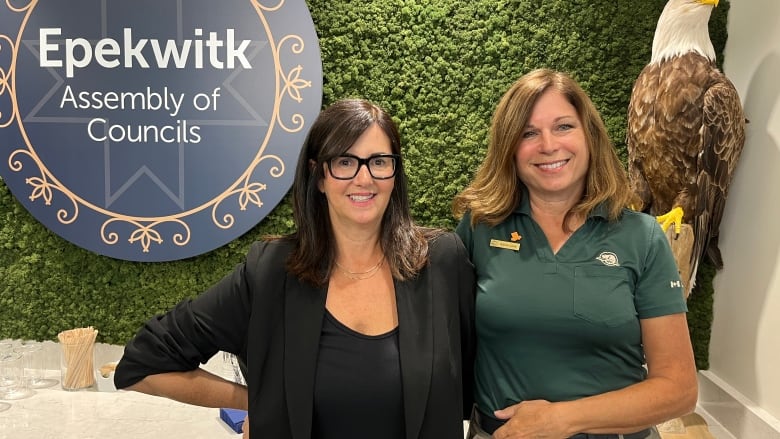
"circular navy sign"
0,0,322,261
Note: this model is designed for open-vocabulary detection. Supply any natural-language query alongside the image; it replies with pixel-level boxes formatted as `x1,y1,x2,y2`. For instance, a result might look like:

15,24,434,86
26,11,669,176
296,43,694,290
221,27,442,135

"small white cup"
95,362,118,392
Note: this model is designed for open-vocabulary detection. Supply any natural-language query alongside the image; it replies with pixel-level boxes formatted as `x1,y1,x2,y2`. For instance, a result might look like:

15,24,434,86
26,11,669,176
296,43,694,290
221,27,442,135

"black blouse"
312,310,404,439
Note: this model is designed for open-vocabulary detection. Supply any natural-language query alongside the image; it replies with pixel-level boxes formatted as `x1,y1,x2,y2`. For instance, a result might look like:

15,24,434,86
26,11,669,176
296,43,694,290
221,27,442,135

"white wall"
708,0,780,432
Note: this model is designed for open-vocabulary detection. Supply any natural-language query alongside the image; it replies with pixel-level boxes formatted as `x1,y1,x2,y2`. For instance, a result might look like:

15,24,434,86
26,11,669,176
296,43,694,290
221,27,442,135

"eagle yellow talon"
656,207,684,238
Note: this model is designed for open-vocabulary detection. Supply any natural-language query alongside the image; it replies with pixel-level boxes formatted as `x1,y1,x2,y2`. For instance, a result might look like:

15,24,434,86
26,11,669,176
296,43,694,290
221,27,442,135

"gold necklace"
335,257,384,280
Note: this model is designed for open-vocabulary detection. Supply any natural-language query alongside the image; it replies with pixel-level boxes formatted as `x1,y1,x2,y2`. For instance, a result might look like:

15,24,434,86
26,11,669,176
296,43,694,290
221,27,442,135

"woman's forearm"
125,368,248,411
556,373,697,435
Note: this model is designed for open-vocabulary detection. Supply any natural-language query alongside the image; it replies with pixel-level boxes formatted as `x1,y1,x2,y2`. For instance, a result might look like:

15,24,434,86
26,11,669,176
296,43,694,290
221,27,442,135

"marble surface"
2,341,734,439
0,341,241,439
0,385,242,439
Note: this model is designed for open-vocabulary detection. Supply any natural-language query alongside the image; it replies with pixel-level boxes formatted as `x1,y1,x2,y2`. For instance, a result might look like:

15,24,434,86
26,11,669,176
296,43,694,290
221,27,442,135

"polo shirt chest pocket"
572,265,636,327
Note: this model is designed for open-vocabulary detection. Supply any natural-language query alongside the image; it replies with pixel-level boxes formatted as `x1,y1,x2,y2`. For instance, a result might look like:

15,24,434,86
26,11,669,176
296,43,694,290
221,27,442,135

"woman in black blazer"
114,98,476,439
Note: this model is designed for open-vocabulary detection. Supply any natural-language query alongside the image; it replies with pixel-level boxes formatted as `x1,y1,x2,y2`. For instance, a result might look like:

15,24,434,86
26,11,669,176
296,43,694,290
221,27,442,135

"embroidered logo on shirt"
510,231,522,242
596,252,620,266
670,280,682,288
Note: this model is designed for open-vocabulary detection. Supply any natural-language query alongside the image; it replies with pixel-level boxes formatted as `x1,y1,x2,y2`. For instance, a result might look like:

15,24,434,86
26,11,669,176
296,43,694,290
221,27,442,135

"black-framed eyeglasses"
326,153,400,180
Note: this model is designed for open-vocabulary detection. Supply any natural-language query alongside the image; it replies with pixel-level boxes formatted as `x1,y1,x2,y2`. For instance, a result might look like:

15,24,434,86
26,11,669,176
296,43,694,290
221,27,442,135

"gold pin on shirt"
490,232,521,251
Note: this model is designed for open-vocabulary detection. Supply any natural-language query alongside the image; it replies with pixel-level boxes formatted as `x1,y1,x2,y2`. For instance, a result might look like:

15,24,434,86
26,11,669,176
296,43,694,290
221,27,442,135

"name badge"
490,239,520,251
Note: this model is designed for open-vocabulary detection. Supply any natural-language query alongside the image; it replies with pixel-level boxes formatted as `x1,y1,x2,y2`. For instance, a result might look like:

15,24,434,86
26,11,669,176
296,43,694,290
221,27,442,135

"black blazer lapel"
396,276,433,439
284,276,327,439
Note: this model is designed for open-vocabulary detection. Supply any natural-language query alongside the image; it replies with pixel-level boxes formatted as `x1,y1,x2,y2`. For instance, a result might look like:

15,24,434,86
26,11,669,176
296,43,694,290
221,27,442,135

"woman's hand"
492,400,569,439
242,415,249,438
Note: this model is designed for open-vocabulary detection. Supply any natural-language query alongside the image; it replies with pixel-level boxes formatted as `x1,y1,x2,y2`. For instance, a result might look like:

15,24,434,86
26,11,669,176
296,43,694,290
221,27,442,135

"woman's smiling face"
319,123,395,233
514,88,589,201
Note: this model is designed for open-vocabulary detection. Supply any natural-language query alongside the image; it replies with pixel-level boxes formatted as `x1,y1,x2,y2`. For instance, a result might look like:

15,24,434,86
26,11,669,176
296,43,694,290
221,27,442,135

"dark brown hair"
284,98,438,286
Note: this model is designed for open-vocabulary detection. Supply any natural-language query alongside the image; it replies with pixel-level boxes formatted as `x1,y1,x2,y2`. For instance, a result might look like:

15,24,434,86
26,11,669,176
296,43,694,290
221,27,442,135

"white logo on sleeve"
596,252,620,266
670,280,682,288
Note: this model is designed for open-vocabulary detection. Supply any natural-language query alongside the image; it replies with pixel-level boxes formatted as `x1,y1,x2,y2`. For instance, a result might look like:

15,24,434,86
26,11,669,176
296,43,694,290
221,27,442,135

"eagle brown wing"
694,74,746,272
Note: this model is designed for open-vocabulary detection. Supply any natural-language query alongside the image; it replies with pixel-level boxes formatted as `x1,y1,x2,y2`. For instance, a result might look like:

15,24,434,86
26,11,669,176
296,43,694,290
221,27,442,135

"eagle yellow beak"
698,0,719,6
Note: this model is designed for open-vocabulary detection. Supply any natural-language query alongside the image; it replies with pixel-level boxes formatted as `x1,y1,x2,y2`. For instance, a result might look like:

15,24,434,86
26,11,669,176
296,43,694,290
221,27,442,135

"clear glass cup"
0,343,12,412
221,352,245,385
60,340,95,391
0,350,34,400
15,341,58,389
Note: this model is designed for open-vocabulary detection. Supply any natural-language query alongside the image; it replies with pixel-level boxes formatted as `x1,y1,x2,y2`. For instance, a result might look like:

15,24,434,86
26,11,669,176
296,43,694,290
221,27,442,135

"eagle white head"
650,0,719,64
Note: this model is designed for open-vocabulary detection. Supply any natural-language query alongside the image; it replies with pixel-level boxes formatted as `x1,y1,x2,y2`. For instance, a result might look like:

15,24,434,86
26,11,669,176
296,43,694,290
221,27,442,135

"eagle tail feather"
707,237,723,269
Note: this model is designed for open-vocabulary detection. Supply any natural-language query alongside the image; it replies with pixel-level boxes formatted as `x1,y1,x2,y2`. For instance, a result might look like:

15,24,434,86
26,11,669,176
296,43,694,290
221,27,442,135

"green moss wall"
1,0,730,369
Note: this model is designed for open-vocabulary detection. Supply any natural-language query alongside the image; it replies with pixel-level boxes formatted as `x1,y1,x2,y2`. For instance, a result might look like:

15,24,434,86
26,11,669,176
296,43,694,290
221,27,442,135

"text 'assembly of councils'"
37,28,253,145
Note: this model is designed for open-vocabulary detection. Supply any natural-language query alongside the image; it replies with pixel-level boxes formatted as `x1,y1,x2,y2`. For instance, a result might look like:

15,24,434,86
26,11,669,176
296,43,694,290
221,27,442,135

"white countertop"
0,385,241,439
0,341,241,439
1,340,470,438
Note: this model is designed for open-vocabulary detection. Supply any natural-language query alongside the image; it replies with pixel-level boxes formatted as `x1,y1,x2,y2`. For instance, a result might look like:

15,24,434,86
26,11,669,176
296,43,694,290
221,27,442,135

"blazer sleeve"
449,232,477,418
114,241,272,389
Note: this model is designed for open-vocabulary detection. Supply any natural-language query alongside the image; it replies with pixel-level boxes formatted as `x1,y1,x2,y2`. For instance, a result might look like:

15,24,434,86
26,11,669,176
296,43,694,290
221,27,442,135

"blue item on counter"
219,407,247,434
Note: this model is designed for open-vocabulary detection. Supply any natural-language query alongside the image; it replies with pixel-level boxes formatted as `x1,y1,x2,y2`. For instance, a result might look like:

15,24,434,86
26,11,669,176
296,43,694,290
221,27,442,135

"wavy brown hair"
282,98,439,287
453,69,639,230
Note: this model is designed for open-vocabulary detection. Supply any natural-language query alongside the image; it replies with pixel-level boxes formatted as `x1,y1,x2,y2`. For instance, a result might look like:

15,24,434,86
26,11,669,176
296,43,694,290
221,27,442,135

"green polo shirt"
456,194,687,414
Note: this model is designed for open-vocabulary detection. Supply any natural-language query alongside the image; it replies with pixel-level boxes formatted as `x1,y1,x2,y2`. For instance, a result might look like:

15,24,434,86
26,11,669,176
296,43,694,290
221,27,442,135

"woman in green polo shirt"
453,69,697,439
